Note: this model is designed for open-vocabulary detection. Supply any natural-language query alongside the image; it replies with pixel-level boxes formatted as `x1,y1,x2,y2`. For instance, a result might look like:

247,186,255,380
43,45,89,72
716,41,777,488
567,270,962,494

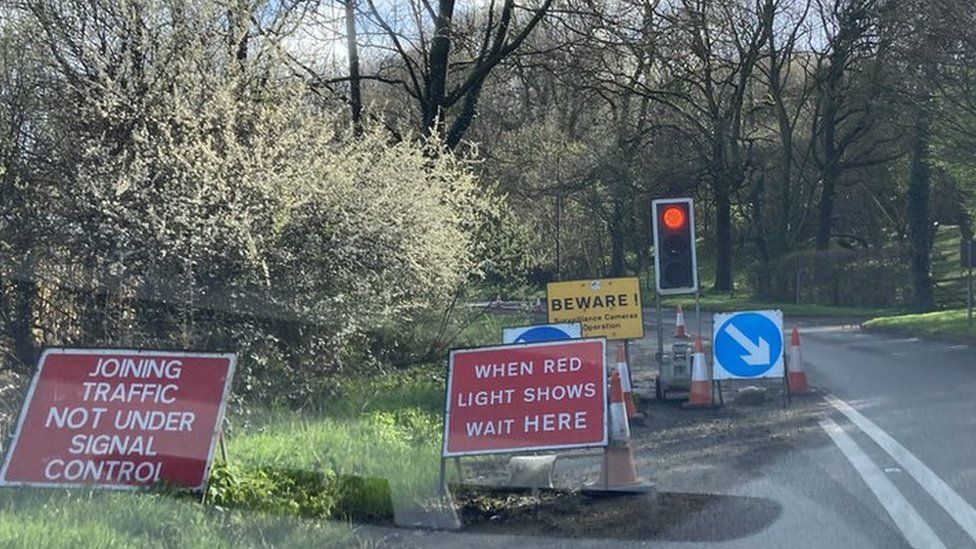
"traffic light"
652,198,698,295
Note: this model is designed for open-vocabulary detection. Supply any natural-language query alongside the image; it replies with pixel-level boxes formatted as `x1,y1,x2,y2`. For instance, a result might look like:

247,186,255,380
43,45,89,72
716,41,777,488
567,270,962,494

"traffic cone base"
600,443,641,488
683,336,719,409
589,372,653,494
788,371,813,395
787,327,813,395
682,382,720,409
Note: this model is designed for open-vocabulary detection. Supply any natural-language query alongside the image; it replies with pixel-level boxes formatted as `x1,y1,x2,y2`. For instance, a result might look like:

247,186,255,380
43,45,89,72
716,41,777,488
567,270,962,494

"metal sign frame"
712,310,785,380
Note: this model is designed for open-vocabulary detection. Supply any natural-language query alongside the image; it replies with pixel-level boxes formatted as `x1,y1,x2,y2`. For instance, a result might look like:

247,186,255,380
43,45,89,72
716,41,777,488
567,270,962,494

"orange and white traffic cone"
683,336,716,409
674,305,688,339
599,371,646,490
615,344,639,419
787,327,812,395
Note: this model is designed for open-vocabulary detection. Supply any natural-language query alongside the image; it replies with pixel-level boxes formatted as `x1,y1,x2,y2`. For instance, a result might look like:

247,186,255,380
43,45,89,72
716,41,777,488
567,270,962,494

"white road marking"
826,394,976,543
820,417,946,549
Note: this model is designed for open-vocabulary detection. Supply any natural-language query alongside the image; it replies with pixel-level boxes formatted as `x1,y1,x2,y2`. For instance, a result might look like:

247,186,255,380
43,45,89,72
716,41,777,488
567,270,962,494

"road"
366,312,976,548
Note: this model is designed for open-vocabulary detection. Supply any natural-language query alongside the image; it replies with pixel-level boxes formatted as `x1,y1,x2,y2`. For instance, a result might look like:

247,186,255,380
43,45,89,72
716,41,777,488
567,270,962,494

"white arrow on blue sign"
502,323,582,344
712,310,784,380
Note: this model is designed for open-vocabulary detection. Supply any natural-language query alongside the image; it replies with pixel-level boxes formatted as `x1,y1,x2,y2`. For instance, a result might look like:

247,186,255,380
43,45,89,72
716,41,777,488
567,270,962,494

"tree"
355,0,556,147
809,0,900,251
647,0,768,292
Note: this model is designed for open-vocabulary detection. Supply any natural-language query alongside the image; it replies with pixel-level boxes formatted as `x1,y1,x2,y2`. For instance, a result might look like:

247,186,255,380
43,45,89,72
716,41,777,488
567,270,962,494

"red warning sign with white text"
0,349,235,490
443,339,607,457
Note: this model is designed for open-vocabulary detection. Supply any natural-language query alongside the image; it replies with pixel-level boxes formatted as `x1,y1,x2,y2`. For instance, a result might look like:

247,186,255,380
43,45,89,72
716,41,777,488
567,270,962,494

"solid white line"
820,417,946,549
826,394,976,543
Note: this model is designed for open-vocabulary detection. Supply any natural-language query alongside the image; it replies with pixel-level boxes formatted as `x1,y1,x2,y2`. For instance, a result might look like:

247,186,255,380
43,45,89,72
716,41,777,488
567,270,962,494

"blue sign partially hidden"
502,323,582,344
712,310,784,380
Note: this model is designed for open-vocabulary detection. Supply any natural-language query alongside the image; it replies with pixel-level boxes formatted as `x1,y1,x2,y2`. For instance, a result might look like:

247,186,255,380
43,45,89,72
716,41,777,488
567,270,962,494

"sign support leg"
783,352,792,408
218,431,228,462
782,375,789,409
454,457,463,485
439,458,447,496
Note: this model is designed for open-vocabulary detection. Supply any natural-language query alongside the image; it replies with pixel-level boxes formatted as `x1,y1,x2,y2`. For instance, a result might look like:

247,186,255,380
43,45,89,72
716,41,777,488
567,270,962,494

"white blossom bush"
4,0,494,396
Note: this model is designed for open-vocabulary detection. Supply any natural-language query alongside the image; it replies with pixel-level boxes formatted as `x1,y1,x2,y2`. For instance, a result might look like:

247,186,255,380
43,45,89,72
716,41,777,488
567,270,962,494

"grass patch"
863,309,976,339
211,365,447,521
0,488,363,548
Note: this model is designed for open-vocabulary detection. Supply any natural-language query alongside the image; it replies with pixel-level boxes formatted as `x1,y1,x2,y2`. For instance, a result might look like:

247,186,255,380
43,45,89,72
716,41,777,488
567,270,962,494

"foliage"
757,249,913,308
206,463,393,521
0,1,494,404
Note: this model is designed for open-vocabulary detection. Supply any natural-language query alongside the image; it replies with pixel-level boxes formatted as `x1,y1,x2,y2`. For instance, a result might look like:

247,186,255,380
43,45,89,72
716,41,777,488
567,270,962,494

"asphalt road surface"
367,310,976,548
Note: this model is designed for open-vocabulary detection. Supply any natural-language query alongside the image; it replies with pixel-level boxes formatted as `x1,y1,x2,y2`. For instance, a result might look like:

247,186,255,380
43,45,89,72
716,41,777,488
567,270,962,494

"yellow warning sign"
547,277,644,340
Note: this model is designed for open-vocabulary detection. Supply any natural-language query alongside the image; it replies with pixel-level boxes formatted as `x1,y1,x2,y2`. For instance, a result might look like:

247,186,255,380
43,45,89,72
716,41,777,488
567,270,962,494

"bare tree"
356,0,556,148
809,0,899,251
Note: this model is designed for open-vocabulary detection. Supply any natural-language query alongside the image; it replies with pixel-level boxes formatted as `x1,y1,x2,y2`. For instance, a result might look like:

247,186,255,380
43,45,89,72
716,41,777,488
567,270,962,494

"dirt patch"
454,485,781,542
455,388,828,493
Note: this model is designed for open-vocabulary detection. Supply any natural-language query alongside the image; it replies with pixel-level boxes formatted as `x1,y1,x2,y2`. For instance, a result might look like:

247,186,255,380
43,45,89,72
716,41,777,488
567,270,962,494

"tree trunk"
344,0,362,135
908,107,934,311
714,185,733,292
774,127,792,256
422,0,456,134
9,277,37,371
815,164,839,251
609,198,625,277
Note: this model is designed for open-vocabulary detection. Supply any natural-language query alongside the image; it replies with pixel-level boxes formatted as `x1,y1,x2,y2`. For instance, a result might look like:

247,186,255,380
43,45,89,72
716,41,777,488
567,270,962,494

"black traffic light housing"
652,198,698,295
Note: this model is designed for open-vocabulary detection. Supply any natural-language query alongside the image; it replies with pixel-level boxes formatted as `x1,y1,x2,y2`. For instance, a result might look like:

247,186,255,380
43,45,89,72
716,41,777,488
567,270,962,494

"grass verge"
0,312,536,545
658,293,900,318
863,309,976,340
0,488,363,548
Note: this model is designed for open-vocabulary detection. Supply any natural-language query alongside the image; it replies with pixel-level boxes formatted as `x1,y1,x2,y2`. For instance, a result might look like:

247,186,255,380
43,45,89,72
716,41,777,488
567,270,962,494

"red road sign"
0,349,235,490
443,339,607,457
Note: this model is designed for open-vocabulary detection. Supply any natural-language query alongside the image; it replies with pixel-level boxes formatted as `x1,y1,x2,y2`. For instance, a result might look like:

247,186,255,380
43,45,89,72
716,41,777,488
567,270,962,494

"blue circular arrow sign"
714,311,784,378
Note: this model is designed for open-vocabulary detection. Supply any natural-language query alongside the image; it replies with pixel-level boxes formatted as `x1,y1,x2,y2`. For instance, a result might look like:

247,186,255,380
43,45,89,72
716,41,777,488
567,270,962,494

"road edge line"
826,394,976,543
820,417,945,549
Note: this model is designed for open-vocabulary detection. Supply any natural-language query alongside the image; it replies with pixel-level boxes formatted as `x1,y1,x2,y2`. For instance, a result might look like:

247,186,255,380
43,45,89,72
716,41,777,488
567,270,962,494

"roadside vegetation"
0,489,362,548
0,311,507,545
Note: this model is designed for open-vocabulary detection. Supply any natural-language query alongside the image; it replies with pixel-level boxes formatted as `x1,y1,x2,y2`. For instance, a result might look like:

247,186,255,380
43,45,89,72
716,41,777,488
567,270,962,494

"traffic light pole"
655,290,664,366
968,239,973,327
695,291,701,338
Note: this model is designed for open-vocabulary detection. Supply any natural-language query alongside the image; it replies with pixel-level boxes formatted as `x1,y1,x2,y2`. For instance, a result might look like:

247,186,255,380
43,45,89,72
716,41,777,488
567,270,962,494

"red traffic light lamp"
662,206,686,230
